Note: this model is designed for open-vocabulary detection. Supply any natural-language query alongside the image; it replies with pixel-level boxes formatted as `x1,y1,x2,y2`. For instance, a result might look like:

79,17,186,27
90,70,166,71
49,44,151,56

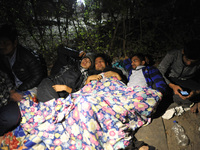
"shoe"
162,108,176,119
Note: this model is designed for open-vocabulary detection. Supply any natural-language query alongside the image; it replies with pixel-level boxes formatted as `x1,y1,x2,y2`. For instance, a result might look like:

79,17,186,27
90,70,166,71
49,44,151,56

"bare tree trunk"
30,0,46,51
110,21,119,52
54,2,63,43
123,15,127,57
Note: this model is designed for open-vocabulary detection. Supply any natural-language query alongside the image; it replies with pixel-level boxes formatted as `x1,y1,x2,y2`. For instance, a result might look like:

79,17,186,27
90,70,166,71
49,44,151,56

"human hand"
169,83,184,98
139,145,149,150
184,90,200,99
104,71,121,80
79,51,86,57
10,90,23,102
52,85,72,93
85,75,103,85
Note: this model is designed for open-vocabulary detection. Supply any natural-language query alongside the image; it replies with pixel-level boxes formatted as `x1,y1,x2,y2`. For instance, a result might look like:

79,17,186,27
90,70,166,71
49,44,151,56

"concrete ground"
135,105,200,150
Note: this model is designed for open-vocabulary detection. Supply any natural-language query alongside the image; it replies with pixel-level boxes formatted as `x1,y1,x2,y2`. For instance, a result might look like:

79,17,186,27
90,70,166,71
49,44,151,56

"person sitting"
158,39,200,113
50,44,86,76
0,70,22,136
124,53,167,95
0,23,47,92
37,52,94,102
86,53,128,84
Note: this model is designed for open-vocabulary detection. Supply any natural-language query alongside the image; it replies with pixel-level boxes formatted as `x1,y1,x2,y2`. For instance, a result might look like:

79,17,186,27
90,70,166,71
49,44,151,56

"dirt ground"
135,108,200,150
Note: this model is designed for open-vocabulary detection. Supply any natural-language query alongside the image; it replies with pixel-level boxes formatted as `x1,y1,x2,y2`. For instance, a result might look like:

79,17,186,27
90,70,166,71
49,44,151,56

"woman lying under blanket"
0,74,162,150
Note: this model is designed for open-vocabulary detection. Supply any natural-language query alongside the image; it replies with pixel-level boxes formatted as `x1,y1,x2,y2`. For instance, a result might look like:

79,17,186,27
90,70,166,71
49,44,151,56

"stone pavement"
135,111,200,150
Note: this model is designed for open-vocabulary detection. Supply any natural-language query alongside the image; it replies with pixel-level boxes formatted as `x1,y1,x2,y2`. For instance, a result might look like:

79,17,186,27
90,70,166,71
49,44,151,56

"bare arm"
52,85,72,94
104,71,122,81
169,83,184,98
10,90,23,102
85,75,103,85
183,89,200,100
169,83,200,100
79,51,86,57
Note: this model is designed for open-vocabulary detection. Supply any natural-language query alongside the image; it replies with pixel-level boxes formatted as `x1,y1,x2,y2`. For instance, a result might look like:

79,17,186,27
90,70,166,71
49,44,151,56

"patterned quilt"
0,75,162,150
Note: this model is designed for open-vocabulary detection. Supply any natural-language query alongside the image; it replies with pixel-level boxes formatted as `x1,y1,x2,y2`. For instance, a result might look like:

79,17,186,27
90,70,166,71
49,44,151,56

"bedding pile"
0,75,162,150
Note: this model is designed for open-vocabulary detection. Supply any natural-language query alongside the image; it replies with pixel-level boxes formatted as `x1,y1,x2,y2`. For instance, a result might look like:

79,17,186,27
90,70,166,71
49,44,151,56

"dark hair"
94,53,112,66
0,23,18,42
144,54,155,66
184,39,200,60
130,53,146,62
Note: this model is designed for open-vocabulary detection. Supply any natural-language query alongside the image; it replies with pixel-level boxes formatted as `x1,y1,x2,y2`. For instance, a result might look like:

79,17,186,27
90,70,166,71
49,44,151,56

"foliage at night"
0,0,200,66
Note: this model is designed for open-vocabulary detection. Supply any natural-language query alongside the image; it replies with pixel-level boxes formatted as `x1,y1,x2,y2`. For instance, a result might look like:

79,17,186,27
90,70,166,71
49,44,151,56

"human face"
182,55,198,66
81,57,91,69
131,56,145,70
95,57,106,71
0,38,17,56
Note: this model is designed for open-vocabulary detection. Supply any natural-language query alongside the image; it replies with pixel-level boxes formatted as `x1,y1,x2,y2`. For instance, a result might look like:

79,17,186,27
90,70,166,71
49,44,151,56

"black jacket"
50,45,81,76
37,46,87,102
0,45,46,91
0,70,14,108
37,62,88,102
52,64,86,94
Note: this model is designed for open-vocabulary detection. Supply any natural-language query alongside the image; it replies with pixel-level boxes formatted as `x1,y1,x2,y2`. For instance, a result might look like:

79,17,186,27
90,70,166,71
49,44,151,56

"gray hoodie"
158,49,200,84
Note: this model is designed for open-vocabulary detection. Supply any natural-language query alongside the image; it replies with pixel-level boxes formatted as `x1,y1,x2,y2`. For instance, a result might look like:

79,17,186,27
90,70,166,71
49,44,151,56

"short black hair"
94,53,112,66
130,53,146,61
0,23,18,42
184,39,200,60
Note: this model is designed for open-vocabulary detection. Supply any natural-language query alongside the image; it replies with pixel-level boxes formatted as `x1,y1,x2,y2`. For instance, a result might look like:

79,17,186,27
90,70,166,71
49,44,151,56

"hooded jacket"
0,45,46,91
50,45,82,76
158,49,200,84
37,47,93,102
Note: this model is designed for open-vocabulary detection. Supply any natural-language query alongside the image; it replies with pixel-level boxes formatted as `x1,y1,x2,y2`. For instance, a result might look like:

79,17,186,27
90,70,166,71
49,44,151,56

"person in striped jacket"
123,53,167,95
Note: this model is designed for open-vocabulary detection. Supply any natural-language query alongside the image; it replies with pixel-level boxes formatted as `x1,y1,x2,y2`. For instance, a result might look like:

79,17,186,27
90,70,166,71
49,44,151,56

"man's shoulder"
167,49,182,55
17,45,36,56
143,66,161,74
17,45,44,63
146,65,158,69
160,49,182,63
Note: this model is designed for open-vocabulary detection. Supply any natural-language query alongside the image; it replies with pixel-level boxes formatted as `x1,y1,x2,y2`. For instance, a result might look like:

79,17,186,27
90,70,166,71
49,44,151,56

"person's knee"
0,113,21,136
0,109,21,126
173,94,182,105
173,94,192,106
0,102,21,135
8,112,21,126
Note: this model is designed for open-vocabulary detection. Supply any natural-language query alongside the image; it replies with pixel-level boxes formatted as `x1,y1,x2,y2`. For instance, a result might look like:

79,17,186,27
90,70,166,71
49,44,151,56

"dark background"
1,0,200,66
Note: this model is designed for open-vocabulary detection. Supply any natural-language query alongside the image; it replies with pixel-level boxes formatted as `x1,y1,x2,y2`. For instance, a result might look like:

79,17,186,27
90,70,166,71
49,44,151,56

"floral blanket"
0,76,162,150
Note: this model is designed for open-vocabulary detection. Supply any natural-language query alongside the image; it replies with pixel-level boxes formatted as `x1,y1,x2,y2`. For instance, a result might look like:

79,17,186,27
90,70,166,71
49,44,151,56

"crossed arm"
52,71,122,93
85,71,122,85
52,85,72,94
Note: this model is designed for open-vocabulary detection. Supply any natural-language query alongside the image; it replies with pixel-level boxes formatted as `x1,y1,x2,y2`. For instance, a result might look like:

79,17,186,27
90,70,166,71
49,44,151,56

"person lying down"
1,73,161,150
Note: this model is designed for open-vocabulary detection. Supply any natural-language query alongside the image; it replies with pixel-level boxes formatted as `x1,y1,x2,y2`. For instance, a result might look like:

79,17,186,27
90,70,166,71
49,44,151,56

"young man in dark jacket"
0,70,22,136
158,39,200,113
0,24,46,92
